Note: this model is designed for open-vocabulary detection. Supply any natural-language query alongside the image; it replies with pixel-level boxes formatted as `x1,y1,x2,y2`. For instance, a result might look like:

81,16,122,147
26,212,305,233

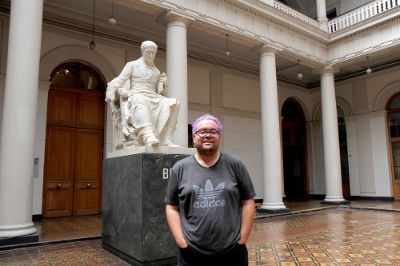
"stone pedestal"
102,149,193,265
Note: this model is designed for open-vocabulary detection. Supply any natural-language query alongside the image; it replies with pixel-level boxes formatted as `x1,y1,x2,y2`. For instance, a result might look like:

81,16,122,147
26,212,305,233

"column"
316,0,328,32
165,13,192,147
258,46,288,212
0,0,43,239
320,67,346,203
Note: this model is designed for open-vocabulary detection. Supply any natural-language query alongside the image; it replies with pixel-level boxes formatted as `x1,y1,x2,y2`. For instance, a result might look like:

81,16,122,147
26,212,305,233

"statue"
106,40,180,150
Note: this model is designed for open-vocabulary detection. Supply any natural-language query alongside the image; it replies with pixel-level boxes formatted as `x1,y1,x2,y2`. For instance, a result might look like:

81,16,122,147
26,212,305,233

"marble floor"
1,199,400,265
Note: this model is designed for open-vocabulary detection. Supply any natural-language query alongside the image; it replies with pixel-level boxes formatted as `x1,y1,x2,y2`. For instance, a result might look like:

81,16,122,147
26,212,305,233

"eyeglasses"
195,129,221,137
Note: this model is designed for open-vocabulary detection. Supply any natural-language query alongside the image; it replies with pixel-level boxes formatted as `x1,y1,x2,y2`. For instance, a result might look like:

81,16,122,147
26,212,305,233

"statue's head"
141,41,158,65
141,40,158,53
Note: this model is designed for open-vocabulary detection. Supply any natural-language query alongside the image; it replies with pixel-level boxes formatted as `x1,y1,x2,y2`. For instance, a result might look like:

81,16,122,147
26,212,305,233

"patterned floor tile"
1,201,400,265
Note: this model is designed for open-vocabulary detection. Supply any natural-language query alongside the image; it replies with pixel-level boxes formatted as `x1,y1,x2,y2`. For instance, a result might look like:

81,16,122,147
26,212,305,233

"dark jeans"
178,243,248,266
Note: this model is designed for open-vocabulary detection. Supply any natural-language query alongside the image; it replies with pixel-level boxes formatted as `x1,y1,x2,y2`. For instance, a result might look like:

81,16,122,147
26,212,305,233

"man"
165,114,256,266
106,40,179,147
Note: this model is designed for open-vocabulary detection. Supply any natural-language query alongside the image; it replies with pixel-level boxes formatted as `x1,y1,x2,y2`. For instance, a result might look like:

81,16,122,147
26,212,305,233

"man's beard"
196,143,218,157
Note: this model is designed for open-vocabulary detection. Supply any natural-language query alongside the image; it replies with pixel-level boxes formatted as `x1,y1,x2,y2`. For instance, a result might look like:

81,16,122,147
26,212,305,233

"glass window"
80,69,98,90
337,106,345,118
388,112,400,138
390,94,400,109
51,66,78,88
282,99,305,121
392,142,400,180
50,63,105,91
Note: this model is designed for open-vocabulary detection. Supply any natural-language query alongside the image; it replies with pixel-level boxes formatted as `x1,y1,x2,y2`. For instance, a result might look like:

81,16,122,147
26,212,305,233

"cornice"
140,0,329,65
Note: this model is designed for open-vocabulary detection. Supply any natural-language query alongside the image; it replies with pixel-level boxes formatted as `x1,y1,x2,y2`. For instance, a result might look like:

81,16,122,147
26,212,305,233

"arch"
280,96,311,121
281,97,306,121
374,81,400,111
39,45,117,83
312,97,353,121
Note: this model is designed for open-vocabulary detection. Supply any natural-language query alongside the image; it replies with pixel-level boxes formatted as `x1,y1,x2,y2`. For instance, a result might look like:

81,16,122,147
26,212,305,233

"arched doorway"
337,107,350,199
387,93,400,200
282,98,307,198
43,62,106,217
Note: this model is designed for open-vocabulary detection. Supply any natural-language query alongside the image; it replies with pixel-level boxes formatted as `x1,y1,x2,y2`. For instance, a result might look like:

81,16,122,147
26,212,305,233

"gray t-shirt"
165,153,255,255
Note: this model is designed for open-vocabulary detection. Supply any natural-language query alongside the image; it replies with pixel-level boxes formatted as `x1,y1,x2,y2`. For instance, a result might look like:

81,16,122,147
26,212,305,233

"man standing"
165,114,256,266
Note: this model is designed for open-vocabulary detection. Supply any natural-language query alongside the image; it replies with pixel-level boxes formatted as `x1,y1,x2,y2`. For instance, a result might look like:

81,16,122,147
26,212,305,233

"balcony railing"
273,1,320,28
328,0,400,33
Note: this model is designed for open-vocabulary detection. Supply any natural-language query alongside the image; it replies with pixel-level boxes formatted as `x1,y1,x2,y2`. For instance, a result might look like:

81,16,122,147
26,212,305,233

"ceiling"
2,0,400,88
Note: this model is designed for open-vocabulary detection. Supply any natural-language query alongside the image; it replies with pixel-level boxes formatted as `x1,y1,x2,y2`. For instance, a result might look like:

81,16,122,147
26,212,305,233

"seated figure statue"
106,40,180,149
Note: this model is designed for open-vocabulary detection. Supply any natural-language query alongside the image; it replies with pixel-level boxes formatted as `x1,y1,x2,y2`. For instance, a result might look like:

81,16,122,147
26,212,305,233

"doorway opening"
43,62,106,217
387,93,400,200
282,98,307,199
337,107,350,199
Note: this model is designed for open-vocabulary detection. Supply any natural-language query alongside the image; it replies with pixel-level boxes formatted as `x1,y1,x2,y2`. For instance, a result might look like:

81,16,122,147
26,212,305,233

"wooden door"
43,126,74,217
390,140,400,200
43,88,104,217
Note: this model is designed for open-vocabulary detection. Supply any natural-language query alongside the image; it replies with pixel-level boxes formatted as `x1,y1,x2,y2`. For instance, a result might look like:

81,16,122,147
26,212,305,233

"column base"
257,207,291,214
321,199,350,205
0,233,39,248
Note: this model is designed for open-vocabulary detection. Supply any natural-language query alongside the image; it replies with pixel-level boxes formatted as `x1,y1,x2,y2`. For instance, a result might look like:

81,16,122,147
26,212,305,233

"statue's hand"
158,72,168,96
118,88,129,99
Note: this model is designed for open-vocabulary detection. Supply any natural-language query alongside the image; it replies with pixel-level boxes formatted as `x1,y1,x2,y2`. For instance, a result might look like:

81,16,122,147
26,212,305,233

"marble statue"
106,40,180,150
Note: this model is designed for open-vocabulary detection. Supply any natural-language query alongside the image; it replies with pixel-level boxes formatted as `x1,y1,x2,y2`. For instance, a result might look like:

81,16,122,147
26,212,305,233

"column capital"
254,42,283,55
157,10,195,26
317,65,339,75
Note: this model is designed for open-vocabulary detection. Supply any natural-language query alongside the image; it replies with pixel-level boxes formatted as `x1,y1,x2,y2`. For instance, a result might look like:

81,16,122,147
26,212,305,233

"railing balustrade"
328,0,399,33
272,1,320,28
261,0,399,34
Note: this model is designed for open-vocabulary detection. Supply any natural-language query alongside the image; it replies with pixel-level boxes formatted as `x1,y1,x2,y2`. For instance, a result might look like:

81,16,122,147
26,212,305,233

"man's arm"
238,199,255,244
165,204,188,248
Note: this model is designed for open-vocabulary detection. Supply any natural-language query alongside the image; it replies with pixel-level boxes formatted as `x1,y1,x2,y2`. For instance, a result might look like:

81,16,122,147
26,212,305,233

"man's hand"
165,204,188,249
238,199,256,244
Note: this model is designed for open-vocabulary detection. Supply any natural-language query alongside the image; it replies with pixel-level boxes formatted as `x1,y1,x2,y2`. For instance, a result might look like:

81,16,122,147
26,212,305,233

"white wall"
223,115,263,198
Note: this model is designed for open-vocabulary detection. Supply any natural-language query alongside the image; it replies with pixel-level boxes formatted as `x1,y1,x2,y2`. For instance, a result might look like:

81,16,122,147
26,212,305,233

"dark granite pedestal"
102,151,192,266
0,233,39,248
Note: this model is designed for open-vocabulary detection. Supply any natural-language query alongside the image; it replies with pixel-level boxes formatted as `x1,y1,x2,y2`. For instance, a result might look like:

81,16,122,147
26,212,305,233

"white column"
165,14,191,147
0,0,43,238
259,46,287,211
316,0,328,32
320,67,345,203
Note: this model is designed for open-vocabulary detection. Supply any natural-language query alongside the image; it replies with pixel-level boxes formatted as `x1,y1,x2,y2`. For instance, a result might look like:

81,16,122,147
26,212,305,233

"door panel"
44,189,73,217
43,126,74,217
47,90,76,126
75,183,100,215
44,126,75,180
73,129,103,215
76,94,105,129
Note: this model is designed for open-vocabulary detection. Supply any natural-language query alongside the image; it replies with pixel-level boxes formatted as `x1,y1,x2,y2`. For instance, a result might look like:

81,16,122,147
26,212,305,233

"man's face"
142,48,157,65
193,119,221,154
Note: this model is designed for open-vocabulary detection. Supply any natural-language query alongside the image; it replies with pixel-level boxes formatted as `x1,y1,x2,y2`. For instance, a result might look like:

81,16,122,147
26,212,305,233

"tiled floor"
1,200,400,265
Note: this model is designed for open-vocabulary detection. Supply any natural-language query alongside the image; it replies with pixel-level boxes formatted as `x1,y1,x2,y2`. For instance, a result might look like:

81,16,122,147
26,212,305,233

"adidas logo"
193,179,226,208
